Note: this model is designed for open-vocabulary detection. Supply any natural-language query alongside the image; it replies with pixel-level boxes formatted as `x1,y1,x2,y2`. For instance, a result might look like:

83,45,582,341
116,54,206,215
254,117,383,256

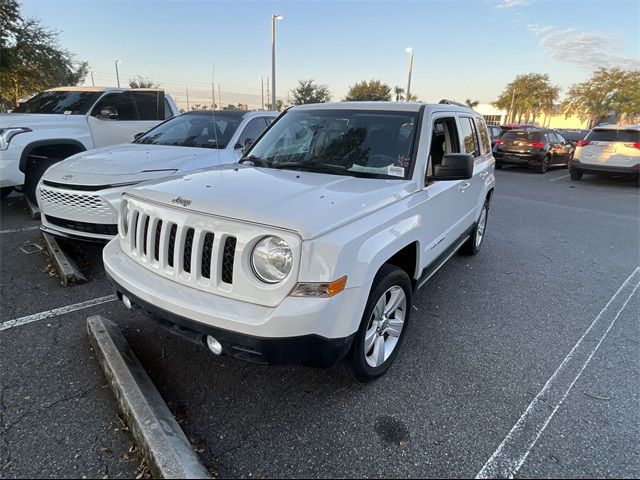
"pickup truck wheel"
0,187,13,199
341,264,412,382
461,200,489,255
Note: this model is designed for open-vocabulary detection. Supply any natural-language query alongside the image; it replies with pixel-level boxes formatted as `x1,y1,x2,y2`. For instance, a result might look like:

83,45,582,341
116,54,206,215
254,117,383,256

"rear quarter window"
588,129,640,142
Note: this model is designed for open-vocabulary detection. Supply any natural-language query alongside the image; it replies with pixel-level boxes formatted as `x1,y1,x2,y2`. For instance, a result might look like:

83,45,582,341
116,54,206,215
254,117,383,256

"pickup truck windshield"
135,112,242,149
244,110,418,179
12,91,101,115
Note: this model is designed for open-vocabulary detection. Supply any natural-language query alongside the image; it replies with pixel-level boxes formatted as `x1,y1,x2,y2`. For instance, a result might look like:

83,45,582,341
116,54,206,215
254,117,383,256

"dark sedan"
493,129,574,173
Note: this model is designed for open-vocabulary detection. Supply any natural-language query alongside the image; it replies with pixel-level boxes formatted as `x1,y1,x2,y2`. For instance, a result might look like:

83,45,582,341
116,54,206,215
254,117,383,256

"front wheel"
570,168,583,181
341,264,412,382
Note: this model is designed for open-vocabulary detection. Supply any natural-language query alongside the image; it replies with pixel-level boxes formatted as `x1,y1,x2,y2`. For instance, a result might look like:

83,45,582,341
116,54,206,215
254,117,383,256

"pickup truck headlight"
251,236,292,283
0,127,31,150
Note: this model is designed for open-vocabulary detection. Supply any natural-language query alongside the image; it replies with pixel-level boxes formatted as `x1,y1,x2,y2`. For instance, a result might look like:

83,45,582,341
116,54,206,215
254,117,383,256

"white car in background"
37,110,277,241
570,124,640,184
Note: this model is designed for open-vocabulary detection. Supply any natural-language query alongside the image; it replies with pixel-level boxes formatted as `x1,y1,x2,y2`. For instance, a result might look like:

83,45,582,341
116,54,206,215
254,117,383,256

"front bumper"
103,239,368,366
0,150,24,188
570,162,640,176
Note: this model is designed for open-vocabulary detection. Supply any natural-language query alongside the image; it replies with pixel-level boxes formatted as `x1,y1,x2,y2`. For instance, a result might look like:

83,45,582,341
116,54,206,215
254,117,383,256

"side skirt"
415,223,475,291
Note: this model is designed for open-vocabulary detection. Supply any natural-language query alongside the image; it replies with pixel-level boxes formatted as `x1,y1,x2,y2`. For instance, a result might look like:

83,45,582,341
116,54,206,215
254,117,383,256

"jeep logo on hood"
172,196,192,207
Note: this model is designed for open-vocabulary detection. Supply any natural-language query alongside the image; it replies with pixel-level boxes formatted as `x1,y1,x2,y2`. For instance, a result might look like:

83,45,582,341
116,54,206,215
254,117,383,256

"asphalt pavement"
0,166,638,478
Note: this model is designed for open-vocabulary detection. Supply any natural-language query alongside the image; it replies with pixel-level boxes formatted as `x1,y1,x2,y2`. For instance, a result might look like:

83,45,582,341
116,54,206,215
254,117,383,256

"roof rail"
438,99,471,108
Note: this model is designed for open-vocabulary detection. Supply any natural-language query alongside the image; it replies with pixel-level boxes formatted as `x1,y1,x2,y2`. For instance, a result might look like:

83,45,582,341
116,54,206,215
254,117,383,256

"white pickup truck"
0,86,179,200
103,101,496,381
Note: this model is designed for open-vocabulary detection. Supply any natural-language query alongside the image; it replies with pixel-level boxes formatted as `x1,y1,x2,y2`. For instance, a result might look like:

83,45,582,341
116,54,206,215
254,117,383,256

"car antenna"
211,63,222,167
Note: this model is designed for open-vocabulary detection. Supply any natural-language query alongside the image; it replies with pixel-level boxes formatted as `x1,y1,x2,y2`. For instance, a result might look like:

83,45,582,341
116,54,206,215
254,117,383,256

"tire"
495,161,503,170
536,156,550,174
340,264,412,382
0,187,13,199
570,168,583,181
461,198,489,256
23,156,62,205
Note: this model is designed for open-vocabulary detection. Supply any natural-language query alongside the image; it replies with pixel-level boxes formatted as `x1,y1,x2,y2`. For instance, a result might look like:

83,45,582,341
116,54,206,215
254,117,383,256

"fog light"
122,295,132,310
206,335,223,355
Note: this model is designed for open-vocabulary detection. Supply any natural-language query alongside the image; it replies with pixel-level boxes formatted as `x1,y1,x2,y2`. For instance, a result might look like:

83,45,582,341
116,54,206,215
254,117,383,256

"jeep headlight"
251,236,292,283
0,127,31,150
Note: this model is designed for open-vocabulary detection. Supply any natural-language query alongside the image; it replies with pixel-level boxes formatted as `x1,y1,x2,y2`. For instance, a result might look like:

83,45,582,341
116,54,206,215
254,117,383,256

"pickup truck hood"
129,165,414,239
0,113,84,129
48,143,234,176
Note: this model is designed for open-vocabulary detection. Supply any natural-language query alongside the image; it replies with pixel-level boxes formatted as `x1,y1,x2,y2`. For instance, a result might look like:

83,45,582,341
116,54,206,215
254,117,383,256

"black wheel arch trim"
19,139,87,173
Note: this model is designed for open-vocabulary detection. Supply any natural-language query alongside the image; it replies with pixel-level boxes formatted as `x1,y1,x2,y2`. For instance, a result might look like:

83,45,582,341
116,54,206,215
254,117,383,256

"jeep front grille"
124,205,238,286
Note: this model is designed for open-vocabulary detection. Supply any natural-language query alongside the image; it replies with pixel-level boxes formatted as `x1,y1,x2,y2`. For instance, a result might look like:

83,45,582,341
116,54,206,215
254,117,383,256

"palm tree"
465,98,480,109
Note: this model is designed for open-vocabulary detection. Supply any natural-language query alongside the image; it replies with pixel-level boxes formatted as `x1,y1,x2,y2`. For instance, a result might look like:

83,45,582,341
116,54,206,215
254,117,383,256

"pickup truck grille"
124,204,238,286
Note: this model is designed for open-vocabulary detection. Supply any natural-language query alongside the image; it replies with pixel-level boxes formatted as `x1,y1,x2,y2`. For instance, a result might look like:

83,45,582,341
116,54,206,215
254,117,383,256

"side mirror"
241,138,255,154
133,132,145,141
431,153,474,181
99,106,118,120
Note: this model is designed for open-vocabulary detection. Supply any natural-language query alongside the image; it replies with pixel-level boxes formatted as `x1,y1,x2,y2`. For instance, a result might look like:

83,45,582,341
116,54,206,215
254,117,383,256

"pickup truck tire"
461,200,489,255
340,264,412,382
0,187,12,199
23,156,62,205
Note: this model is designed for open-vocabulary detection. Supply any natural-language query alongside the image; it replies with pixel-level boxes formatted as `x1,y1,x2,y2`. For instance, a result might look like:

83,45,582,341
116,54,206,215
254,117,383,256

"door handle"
459,182,471,192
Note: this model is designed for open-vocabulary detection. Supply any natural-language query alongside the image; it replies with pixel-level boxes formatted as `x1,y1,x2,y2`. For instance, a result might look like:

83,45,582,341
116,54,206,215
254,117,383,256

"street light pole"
212,62,215,108
258,77,264,110
405,48,414,102
185,86,190,110
114,60,122,87
217,83,222,109
90,71,95,87
266,77,270,109
271,14,283,111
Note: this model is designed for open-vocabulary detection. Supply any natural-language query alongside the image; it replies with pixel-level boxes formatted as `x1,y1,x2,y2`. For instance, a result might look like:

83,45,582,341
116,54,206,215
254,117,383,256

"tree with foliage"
493,73,560,124
344,79,392,101
266,99,285,112
465,99,480,109
128,75,159,88
290,79,331,105
0,0,88,110
563,68,640,127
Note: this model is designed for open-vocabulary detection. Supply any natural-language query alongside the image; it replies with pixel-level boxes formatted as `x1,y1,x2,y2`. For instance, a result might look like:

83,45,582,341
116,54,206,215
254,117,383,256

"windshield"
135,112,243,149
12,91,101,114
245,109,418,179
587,129,640,143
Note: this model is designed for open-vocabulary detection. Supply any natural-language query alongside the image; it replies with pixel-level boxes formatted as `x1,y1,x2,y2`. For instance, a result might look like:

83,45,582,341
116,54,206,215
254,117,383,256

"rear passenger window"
474,117,491,155
459,117,480,157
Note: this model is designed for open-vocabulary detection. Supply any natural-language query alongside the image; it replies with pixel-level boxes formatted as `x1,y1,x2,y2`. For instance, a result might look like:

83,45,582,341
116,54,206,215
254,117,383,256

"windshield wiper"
271,162,348,175
238,155,270,167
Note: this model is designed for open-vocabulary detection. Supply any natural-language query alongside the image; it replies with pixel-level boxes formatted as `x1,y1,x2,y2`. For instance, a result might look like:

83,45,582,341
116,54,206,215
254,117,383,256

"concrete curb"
25,195,41,220
87,315,210,479
42,232,88,285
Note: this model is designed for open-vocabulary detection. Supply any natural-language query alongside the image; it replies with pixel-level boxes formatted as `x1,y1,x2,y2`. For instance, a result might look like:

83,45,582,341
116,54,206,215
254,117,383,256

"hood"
47,143,235,177
0,112,84,129
128,165,414,239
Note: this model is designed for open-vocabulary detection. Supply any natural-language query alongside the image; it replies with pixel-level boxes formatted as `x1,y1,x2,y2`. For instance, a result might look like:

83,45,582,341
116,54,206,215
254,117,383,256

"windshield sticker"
388,166,405,177
63,110,72,115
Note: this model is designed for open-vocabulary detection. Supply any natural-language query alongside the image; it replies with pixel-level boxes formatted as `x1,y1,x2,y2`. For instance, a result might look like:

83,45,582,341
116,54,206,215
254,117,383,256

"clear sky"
22,0,640,110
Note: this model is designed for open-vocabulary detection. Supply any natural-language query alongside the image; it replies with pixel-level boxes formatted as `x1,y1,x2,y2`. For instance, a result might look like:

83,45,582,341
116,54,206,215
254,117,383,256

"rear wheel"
536,156,550,174
570,168,583,181
341,264,412,382
0,187,13,199
461,198,489,256
495,161,503,170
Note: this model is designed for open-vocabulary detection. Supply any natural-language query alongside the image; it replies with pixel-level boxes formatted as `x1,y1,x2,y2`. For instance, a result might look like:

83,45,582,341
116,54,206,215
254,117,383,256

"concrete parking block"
42,231,88,285
87,315,210,479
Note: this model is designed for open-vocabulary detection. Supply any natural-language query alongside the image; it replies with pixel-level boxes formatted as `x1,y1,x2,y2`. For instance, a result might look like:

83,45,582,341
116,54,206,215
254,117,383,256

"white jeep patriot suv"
103,101,495,381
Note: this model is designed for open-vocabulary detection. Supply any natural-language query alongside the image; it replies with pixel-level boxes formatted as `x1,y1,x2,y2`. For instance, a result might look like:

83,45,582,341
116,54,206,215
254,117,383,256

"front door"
88,90,166,148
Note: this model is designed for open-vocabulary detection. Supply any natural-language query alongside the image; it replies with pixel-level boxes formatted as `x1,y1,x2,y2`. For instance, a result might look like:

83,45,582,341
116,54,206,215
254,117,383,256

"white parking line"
549,174,570,182
0,294,117,332
0,225,40,234
476,266,640,479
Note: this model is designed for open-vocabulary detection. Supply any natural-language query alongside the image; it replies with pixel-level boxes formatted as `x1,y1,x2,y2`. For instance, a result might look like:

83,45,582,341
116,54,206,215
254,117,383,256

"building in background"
475,103,589,129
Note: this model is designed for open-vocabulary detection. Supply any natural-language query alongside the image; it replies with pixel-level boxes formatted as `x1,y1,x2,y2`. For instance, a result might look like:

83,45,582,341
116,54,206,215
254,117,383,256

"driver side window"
91,93,137,120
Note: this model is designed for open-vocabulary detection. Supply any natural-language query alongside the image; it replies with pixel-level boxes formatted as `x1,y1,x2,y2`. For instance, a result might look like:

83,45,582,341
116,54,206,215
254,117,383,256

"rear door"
87,90,166,148
458,116,488,226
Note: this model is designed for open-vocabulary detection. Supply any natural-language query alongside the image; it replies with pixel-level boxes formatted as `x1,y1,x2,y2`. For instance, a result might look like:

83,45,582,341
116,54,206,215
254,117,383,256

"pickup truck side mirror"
99,106,119,120
431,153,474,181
240,138,255,154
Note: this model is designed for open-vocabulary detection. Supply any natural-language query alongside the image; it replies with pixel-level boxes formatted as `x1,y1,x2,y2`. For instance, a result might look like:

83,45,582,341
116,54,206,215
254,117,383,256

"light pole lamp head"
115,59,122,64
273,14,283,20
406,47,413,54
